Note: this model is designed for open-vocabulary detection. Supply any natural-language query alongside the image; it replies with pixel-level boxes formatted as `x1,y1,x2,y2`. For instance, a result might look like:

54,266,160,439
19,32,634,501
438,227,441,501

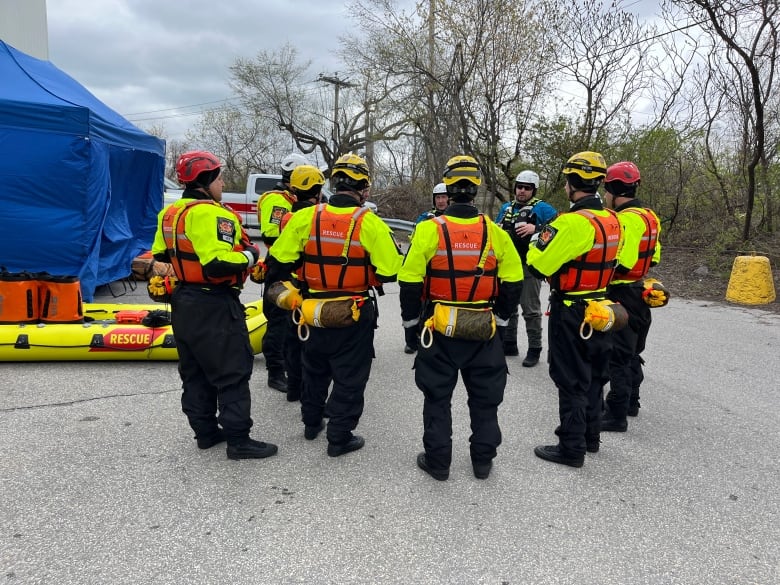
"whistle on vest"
579,300,628,339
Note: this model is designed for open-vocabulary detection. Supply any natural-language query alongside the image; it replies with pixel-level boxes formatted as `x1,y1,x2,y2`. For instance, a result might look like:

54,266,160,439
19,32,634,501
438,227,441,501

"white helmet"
514,170,540,189
281,153,308,173
433,182,447,195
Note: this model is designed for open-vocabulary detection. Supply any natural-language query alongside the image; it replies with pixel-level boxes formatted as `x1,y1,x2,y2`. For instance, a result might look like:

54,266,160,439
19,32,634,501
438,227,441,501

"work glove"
249,260,267,284
147,275,178,303
642,278,670,307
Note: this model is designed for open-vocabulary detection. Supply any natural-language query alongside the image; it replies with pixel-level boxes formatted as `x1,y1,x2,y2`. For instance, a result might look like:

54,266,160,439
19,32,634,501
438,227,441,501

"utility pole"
318,73,356,157
364,99,374,173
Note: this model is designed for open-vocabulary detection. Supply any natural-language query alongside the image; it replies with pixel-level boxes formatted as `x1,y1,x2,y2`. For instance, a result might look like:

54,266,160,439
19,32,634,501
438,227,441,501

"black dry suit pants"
171,285,254,444
300,299,376,446
414,332,508,470
547,299,612,458
262,302,287,377
606,282,651,418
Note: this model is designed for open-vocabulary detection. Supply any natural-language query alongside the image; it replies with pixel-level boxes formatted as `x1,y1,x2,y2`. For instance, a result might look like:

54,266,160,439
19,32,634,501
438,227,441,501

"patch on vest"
217,217,236,244
535,225,557,250
271,206,286,225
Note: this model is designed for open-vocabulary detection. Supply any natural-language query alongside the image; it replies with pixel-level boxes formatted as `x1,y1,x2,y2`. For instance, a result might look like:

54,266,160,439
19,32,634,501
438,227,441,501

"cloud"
46,0,352,139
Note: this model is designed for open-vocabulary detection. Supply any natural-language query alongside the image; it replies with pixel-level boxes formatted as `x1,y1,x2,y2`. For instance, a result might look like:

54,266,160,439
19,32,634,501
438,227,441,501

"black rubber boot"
417,452,449,481
522,347,542,367
226,438,278,460
267,371,288,393
327,435,365,457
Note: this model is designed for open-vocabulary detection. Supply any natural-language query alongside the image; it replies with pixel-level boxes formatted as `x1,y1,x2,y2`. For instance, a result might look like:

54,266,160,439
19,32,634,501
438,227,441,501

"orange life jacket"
299,204,379,294
619,207,659,281
161,200,243,286
424,215,498,303
556,209,620,293
280,210,294,231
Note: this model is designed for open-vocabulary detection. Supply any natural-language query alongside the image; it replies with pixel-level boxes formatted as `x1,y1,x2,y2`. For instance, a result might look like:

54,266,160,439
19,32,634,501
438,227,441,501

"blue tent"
0,40,165,301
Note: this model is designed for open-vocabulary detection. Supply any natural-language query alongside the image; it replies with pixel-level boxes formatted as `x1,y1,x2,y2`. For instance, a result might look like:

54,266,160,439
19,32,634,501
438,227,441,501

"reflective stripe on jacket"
300,203,378,293
556,209,621,293
424,215,498,303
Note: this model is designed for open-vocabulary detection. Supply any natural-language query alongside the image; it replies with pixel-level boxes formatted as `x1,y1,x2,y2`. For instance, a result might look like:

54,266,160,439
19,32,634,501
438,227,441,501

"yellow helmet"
290,164,325,192
562,151,607,183
442,155,481,186
332,153,370,185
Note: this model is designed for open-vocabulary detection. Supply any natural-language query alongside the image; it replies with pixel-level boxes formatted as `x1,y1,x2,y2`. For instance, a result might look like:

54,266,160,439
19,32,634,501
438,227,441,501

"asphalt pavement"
2,278,779,584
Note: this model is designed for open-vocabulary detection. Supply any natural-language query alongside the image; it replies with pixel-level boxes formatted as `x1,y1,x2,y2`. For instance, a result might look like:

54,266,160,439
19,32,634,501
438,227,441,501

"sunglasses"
515,184,534,191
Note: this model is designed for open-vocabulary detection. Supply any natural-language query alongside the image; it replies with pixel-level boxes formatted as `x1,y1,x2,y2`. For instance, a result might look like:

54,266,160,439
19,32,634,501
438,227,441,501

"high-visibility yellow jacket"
258,188,296,241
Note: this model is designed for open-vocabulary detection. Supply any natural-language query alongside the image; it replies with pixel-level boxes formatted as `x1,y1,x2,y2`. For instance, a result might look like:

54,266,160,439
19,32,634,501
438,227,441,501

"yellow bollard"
725,255,776,305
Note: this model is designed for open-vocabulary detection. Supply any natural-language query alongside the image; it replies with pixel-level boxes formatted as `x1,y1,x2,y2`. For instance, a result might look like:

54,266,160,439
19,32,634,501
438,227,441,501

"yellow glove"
249,260,267,284
642,278,670,307
147,275,178,303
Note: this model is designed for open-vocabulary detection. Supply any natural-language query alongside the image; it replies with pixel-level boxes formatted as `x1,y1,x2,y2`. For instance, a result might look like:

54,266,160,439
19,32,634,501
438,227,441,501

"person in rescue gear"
263,153,402,457
152,150,278,460
601,161,661,431
526,151,622,468
258,153,308,394
495,169,558,366
278,164,327,403
414,182,450,224
404,182,451,354
399,155,523,481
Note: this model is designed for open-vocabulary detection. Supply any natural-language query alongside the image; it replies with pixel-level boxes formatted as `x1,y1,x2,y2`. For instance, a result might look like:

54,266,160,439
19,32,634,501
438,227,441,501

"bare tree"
230,43,408,171
668,0,778,239
344,0,557,214
185,107,285,191
551,0,654,147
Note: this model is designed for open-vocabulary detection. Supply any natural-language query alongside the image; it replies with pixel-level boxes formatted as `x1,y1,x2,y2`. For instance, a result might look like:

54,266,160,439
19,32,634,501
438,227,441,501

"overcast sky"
45,0,664,142
46,0,369,141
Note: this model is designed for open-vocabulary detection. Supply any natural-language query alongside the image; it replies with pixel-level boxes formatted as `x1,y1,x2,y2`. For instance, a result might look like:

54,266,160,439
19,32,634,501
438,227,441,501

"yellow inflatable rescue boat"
0,300,267,361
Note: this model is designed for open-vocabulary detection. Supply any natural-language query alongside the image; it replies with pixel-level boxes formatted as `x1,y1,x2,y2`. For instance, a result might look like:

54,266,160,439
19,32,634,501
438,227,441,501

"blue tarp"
0,40,165,301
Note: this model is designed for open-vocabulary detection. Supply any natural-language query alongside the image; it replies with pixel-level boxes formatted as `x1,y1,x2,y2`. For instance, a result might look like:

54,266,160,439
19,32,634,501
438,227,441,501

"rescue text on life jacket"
619,207,659,281
300,204,379,294
161,200,244,286
555,209,620,293
424,215,498,303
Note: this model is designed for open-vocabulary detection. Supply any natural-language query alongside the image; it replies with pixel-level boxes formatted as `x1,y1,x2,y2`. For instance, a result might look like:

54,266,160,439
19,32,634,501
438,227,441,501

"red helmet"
176,150,221,184
605,161,640,185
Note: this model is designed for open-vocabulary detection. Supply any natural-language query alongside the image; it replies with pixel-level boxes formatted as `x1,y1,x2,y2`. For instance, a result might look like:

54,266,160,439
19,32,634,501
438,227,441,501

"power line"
123,97,241,116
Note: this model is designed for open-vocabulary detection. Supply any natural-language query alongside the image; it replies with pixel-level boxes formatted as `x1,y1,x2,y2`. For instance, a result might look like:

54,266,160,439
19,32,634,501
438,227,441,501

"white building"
0,0,48,59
